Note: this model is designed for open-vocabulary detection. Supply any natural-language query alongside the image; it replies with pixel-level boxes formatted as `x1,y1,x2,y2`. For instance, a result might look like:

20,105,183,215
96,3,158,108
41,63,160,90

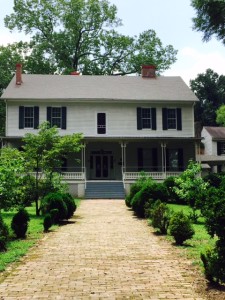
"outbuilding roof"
204,126,225,140
1,74,198,102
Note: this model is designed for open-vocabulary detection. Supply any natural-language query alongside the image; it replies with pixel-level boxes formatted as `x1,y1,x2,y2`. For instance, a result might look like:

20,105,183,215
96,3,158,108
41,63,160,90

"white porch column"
161,142,167,178
120,142,127,174
82,142,86,174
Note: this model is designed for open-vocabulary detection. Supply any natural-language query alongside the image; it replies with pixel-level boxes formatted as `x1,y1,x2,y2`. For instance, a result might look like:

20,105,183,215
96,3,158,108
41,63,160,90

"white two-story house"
1,64,199,198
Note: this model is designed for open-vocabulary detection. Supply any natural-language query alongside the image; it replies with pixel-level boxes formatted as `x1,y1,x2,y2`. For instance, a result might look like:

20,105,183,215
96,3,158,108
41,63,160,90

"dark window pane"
97,113,106,134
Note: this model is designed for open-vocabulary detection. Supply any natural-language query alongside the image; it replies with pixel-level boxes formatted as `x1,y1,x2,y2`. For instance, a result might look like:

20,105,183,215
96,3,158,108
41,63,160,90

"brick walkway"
0,200,205,300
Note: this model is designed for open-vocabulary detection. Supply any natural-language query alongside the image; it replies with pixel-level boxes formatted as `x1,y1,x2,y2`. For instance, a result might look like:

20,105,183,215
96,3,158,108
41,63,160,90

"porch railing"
123,171,182,181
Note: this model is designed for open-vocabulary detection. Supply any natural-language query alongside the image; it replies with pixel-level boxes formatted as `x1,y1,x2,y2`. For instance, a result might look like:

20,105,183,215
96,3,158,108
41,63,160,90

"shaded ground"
0,200,223,299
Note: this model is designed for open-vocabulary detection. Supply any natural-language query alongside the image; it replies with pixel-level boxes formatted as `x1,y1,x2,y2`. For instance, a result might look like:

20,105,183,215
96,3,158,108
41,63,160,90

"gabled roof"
204,126,225,140
1,74,198,102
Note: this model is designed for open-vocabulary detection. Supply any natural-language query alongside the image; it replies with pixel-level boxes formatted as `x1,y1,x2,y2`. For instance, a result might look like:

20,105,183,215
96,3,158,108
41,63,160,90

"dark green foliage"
163,176,184,204
201,239,225,284
203,173,222,188
43,214,52,232
41,192,68,223
11,208,30,239
19,175,36,206
50,209,59,225
125,177,147,207
131,179,167,218
0,214,9,251
61,193,76,219
169,211,194,245
150,200,172,234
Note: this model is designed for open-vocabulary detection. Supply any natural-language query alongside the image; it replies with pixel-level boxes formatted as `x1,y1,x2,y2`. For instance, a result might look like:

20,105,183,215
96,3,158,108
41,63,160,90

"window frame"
141,108,152,129
97,112,106,134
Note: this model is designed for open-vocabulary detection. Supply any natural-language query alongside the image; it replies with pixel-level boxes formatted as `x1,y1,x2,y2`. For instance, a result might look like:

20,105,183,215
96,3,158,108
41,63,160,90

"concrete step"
85,181,125,199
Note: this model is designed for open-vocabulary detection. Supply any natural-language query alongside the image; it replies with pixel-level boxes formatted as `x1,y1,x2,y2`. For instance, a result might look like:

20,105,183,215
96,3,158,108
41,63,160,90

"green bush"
50,209,59,224
0,214,9,251
41,192,68,223
43,214,52,232
150,200,172,234
169,211,194,245
125,176,147,207
201,239,225,284
61,193,77,219
131,179,167,218
11,208,30,239
163,176,184,204
203,173,222,188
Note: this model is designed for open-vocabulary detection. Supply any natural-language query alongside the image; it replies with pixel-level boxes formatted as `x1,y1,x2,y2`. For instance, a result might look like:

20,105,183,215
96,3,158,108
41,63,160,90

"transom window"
24,107,34,128
51,107,62,128
167,109,177,129
142,108,151,129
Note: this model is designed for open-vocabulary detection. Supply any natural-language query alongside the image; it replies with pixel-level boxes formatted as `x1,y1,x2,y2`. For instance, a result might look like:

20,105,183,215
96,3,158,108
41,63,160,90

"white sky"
0,0,225,85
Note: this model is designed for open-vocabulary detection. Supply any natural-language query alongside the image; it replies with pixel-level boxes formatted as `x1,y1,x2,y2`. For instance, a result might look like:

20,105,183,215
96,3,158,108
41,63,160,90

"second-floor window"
19,106,39,129
47,107,67,129
217,142,225,155
97,113,106,134
137,107,156,130
162,108,182,131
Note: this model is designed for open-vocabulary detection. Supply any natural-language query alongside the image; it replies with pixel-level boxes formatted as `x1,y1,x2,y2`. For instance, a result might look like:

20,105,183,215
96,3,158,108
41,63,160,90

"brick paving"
0,200,205,300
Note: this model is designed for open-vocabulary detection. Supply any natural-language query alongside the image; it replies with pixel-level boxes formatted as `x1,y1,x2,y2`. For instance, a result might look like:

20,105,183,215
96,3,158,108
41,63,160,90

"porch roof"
197,154,225,164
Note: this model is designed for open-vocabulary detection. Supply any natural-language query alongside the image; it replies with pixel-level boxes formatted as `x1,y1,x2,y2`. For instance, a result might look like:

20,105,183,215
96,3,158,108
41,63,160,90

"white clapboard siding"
6,101,195,138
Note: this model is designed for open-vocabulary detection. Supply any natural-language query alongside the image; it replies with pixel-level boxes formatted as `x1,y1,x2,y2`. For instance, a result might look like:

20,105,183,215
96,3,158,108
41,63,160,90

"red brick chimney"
16,63,22,85
141,65,156,78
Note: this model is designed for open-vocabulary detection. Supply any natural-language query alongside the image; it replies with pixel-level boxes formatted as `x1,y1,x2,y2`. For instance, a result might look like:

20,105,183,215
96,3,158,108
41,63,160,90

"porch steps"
85,181,125,199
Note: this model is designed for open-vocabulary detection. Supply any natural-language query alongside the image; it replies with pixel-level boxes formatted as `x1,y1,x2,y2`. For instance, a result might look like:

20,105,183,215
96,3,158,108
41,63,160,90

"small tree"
0,214,9,251
0,147,25,211
23,122,83,215
169,211,195,245
174,161,208,222
11,208,30,239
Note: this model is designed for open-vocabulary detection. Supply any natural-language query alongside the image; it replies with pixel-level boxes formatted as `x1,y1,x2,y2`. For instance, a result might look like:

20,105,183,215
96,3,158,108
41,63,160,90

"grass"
166,204,216,267
0,204,58,272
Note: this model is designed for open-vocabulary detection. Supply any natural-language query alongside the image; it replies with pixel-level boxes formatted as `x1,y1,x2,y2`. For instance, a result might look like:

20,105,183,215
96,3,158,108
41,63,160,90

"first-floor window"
19,106,39,129
166,148,183,171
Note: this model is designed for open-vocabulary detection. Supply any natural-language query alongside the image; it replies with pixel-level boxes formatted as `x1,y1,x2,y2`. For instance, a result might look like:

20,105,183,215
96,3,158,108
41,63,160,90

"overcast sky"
0,0,225,85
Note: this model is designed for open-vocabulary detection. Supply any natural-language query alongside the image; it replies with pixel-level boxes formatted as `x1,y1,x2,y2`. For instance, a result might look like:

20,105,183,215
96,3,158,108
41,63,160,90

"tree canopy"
190,69,225,126
191,0,225,45
4,0,177,75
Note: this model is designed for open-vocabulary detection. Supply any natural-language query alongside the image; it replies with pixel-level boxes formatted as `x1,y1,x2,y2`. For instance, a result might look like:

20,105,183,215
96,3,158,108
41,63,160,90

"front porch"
60,137,196,197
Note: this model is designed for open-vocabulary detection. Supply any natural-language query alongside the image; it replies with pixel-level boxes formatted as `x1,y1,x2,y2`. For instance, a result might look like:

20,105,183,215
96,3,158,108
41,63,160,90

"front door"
95,155,109,178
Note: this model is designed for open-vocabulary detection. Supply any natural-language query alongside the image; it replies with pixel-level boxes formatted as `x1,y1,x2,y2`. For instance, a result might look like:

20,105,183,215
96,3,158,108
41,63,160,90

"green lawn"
167,204,216,267
0,198,81,272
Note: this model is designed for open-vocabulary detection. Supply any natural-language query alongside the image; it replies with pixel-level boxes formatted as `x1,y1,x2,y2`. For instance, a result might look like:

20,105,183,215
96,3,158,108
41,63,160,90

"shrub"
11,208,30,239
61,193,77,219
43,214,52,232
150,200,172,234
163,176,184,204
131,179,167,218
41,192,68,223
203,173,222,188
50,209,59,224
169,211,194,245
125,176,147,207
0,214,9,251
201,239,225,284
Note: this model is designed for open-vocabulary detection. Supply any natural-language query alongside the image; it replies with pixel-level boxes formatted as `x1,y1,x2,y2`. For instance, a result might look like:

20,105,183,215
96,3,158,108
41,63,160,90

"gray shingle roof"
1,74,198,102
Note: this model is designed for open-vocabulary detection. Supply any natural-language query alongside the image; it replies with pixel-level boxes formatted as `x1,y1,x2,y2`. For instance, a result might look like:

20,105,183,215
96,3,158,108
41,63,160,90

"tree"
4,0,177,75
0,147,25,211
174,161,208,222
216,105,225,126
191,0,225,45
190,69,225,126
22,122,83,216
